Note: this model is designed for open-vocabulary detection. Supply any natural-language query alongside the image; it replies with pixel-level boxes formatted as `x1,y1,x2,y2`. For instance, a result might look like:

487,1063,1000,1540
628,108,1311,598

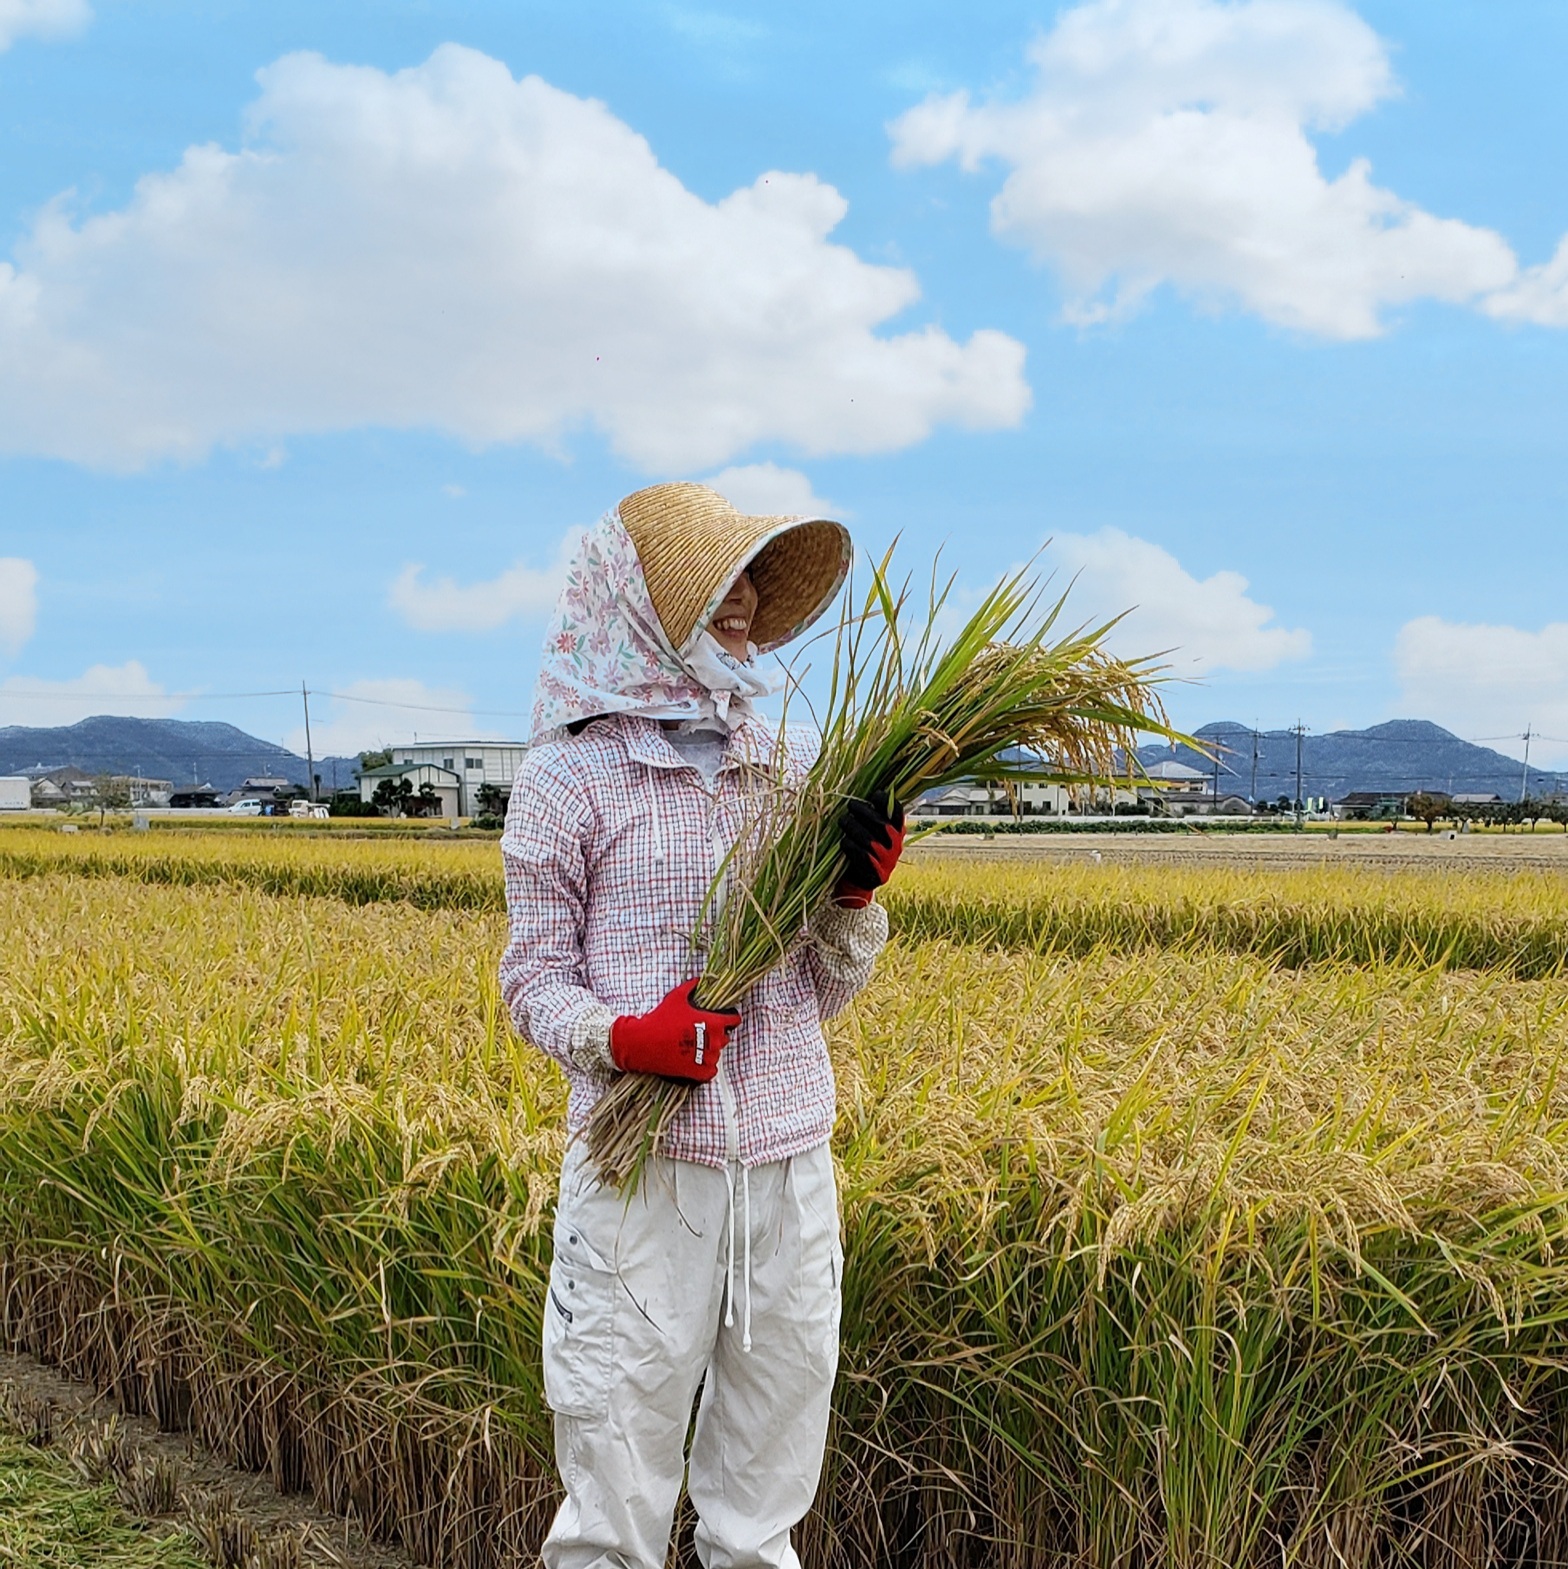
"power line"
317,690,533,718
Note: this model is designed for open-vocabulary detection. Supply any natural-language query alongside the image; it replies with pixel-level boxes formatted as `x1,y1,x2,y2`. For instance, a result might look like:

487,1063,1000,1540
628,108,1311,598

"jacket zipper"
709,768,741,1167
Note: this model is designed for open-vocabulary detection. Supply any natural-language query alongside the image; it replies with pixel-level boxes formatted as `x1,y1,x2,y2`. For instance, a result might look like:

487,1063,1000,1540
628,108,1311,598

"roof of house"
360,762,461,780
391,740,527,751
1142,759,1208,781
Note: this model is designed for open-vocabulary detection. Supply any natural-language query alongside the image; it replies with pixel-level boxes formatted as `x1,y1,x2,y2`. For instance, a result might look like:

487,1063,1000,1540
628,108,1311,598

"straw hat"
618,481,852,654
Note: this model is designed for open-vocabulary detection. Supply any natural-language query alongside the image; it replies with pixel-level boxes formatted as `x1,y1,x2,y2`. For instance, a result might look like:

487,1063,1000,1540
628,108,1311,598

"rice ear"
583,543,1183,1187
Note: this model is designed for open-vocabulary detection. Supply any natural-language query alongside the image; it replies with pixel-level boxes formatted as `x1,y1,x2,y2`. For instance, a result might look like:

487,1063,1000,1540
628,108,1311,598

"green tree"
371,776,413,816
359,748,393,772
476,782,508,817
1406,792,1447,833
90,774,133,829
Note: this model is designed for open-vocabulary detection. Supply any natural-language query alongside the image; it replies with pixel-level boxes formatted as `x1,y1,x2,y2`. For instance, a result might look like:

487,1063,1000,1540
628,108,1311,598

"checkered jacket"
499,713,888,1169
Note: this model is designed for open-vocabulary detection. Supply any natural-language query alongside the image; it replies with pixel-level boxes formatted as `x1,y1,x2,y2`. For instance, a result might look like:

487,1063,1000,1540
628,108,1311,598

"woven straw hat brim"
618,482,851,654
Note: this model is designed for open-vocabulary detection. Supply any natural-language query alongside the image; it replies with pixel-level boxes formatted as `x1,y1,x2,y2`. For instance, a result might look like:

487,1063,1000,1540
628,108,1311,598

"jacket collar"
608,713,780,775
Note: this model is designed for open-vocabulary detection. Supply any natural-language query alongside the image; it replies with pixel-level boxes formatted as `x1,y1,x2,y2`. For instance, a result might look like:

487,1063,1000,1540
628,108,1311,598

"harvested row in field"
5,874,1568,1565
4,827,1568,975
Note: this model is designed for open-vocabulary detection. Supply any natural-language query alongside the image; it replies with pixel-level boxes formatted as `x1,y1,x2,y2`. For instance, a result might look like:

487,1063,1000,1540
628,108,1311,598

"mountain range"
0,715,1560,804
0,717,360,795
1137,719,1564,803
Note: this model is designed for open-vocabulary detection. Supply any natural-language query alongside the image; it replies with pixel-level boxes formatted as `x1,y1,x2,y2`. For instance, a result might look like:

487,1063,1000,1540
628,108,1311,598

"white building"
0,776,30,811
365,741,528,817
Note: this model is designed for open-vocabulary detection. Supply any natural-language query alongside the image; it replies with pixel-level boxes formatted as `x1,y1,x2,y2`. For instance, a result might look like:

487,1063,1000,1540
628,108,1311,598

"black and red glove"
609,980,741,1084
835,797,906,908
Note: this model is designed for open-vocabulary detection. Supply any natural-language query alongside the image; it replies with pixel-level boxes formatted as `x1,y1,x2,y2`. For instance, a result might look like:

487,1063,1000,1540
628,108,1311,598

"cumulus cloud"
287,678,498,757
890,0,1517,338
0,43,1028,471
1484,236,1568,328
0,660,181,727
389,530,579,633
0,557,39,656
1395,616,1568,768
703,462,842,517
1051,527,1311,672
0,0,89,52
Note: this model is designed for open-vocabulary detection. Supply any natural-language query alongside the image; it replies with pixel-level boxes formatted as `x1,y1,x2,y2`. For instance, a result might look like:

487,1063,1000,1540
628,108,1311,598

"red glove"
835,797,906,908
610,980,741,1084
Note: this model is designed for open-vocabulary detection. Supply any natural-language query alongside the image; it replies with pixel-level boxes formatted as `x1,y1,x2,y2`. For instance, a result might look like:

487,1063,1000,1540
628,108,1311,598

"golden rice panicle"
8,862,1568,1565
585,548,1177,1187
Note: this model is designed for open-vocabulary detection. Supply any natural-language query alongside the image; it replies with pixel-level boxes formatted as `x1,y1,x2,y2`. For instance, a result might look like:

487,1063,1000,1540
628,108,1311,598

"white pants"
540,1141,842,1569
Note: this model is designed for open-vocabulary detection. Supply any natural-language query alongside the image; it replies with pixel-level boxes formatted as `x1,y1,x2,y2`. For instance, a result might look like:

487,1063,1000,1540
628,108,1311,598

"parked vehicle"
227,798,263,816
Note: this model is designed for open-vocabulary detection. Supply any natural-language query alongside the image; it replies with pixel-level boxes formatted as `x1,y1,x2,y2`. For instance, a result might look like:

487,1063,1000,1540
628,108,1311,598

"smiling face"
706,569,759,659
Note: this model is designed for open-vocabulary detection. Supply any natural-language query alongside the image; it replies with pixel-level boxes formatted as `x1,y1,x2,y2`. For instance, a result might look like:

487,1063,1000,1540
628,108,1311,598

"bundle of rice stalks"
585,551,1177,1186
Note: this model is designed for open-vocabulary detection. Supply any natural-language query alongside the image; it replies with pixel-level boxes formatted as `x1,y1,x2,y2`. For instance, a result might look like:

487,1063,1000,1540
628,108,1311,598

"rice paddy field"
3,826,1568,1566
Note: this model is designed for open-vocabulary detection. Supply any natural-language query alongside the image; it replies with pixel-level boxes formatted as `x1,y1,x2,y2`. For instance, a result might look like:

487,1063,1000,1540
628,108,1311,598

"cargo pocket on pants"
542,1224,616,1422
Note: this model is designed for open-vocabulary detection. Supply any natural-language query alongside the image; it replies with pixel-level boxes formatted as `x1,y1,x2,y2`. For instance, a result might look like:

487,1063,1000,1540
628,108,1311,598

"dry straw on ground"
4,866,1568,1563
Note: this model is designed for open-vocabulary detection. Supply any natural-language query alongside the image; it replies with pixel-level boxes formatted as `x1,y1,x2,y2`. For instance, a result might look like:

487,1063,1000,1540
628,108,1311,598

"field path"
911,828,1568,871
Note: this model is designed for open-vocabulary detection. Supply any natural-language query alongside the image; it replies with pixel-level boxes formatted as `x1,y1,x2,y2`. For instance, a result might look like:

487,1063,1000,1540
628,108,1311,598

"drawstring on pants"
741,1166,753,1352
722,1162,754,1354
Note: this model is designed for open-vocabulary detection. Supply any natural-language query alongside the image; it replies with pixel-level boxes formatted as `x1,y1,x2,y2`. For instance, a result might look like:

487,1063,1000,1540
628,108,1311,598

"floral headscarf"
529,509,780,743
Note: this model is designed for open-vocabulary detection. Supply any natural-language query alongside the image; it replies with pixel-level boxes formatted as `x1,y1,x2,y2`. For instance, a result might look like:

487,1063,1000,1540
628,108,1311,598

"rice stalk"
586,548,1177,1187
6,857,1568,1562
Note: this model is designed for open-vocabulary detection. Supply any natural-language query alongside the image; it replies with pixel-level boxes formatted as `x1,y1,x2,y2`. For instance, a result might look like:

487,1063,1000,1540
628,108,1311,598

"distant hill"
2,713,1559,805
0,716,359,795
1138,720,1565,803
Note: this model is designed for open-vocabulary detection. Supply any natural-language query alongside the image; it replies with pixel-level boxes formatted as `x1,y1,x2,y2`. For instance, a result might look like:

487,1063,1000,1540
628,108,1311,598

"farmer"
500,482,905,1569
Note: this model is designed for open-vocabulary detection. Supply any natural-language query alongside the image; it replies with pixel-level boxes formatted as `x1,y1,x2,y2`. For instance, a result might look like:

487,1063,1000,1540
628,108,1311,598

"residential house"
358,762,463,819
20,765,95,808
118,775,173,808
375,741,528,817
224,777,298,809
1335,790,1418,820
168,785,225,809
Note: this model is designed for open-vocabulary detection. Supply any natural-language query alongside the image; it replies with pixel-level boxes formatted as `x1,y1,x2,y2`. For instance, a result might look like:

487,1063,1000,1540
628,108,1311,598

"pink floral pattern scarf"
529,509,779,743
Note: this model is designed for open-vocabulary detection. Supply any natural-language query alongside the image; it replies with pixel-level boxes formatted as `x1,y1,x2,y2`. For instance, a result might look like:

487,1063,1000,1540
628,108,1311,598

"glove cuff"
832,882,875,909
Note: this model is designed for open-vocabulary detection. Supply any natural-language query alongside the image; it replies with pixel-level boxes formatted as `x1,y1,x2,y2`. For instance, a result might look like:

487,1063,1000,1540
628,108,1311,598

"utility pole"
1520,725,1533,804
301,681,317,803
1249,726,1259,805
1212,741,1221,806
1293,721,1306,829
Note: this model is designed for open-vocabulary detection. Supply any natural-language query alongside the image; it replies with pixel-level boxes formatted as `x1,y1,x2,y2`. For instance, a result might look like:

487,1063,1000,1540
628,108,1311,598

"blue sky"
1,0,1566,764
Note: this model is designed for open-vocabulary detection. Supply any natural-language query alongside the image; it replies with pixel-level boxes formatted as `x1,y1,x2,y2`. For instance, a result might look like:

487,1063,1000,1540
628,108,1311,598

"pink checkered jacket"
500,713,888,1170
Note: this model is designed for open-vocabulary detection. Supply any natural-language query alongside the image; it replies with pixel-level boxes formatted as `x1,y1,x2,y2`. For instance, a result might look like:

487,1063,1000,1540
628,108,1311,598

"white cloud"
1394,616,1568,768
0,43,1028,471
0,0,89,52
1051,527,1312,672
0,557,39,656
890,0,1517,339
704,462,842,518
287,678,499,757
1484,236,1568,327
0,660,181,727
389,530,579,633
